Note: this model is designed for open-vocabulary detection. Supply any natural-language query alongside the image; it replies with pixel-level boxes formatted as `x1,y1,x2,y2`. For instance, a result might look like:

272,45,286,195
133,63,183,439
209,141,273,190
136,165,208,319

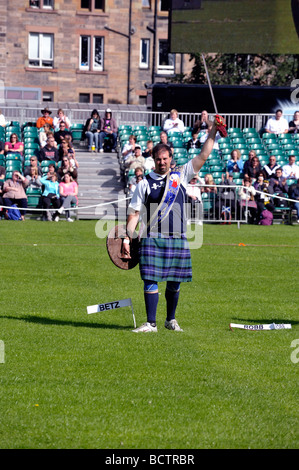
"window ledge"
76,69,107,75
76,10,108,17
25,67,57,72
26,8,59,14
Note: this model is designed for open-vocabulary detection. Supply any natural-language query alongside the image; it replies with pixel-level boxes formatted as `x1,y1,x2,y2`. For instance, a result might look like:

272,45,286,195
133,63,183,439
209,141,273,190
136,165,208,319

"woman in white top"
163,109,185,135
53,108,71,131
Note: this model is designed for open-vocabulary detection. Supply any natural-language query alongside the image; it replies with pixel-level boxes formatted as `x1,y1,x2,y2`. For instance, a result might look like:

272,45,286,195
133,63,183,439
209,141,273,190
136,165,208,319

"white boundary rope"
0,186,296,213
0,196,132,212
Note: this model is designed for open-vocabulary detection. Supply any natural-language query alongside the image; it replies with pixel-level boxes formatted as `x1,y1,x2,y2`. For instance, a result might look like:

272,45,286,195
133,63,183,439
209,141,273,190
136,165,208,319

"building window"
29,0,54,9
157,40,175,74
80,0,104,11
79,93,90,103
140,39,150,69
43,91,54,101
92,94,103,103
142,0,151,7
28,33,54,68
79,93,103,103
79,35,104,71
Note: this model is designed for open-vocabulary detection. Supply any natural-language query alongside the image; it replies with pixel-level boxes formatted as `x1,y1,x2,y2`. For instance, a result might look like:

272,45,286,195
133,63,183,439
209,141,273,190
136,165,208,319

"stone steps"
75,146,126,220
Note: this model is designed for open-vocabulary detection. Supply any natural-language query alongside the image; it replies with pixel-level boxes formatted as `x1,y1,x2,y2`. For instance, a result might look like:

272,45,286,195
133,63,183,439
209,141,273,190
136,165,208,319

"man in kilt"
122,119,219,332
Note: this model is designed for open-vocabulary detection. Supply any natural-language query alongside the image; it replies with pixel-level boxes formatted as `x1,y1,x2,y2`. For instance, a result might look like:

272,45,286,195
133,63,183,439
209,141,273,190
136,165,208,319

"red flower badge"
215,114,227,138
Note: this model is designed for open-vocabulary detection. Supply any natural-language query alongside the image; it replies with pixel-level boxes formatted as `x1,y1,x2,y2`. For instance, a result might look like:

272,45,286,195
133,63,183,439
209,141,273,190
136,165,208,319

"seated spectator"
125,145,146,170
227,149,244,174
47,163,57,178
282,155,299,180
187,174,203,203
254,176,275,221
39,135,59,163
39,173,61,221
0,166,5,218
186,132,201,151
237,176,257,223
5,133,24,156
83,109,101,152
263,155,280,179
269,167,289,208
288,111,299,134
142,141,154,171
159,131,174,154
0,138,5,155
243,155,262,181
24,156,43,177
54,122,72,145
128,167,144,196
122,135,137,161
142,140,154,159
53,108,71,131
39,123,55,148
57,156,78,182
58,172,78,222
0,108,8,127
269,167,288,194
290,179,299,223
58,140,69,161
163,109,185,135
193,110,212,135
243,150,257,176
186,174,203,220
202,173,217,195
25,167,42,190
36,107,54,130
3,171,29,221
217,172,236,212
144,154,155,172
99,108,118,153
265,109,288,134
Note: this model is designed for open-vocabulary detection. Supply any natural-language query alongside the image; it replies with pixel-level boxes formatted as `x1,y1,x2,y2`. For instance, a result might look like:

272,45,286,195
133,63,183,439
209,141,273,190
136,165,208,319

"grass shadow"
0,314,133,330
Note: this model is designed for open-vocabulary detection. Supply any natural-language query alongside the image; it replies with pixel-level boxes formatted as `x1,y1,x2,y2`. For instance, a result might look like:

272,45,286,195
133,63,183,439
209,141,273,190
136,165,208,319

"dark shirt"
54,130,72,144
39,145,59,163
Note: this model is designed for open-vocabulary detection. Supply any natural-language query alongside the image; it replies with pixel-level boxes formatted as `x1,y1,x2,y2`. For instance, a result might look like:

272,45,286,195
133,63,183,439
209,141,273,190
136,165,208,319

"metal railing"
0,104,295,133
187,184,248,226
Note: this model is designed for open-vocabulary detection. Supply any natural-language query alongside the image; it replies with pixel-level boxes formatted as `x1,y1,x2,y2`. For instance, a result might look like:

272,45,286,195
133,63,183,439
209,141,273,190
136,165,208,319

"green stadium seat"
243,128,258,134
5,161,22,171
277,133,292,139
5,153,22,161
246,138,262,144
133,125,147,132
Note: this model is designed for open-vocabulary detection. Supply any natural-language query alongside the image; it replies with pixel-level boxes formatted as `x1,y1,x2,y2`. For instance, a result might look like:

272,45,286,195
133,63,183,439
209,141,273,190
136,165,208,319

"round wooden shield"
106,224,139,270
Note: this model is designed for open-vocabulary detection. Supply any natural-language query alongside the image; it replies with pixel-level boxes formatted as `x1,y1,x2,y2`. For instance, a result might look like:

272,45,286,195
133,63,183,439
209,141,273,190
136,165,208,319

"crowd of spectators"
0,107,78,222
120,108,299,225
1,105,299,225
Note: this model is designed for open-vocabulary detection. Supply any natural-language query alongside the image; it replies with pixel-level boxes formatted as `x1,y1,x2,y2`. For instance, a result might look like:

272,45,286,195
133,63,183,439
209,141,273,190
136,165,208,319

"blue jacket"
227,158,244,173
39,176,60,198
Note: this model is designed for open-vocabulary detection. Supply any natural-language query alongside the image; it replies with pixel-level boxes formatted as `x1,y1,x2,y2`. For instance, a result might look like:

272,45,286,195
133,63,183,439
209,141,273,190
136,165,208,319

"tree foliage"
176,54,299,86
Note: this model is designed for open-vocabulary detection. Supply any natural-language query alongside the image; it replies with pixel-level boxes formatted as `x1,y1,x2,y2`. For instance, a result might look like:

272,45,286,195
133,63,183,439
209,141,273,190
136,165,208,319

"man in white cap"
99,108,118,152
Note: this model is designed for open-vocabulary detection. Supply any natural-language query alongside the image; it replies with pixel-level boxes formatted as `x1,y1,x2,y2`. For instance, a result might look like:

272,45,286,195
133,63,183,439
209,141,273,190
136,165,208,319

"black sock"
144,291,159,324
165,287,180,322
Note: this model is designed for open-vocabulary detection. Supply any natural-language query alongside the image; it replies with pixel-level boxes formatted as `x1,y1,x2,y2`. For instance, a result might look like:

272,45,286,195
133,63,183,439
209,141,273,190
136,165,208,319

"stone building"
0,0,193,105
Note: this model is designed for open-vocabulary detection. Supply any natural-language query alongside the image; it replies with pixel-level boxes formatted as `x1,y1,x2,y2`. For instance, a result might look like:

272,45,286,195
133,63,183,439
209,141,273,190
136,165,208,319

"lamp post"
104,0,133,104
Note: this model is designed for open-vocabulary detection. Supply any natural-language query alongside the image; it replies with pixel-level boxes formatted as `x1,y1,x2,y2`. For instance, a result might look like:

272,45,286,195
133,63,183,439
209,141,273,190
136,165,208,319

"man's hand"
121,238,131,259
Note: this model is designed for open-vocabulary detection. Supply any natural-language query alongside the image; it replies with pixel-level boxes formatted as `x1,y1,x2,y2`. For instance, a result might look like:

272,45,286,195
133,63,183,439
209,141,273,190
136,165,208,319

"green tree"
176,54,299,86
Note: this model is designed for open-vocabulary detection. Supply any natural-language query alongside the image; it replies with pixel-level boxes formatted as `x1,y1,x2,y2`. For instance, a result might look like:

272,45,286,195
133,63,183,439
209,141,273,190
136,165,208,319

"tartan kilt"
139,237,192,283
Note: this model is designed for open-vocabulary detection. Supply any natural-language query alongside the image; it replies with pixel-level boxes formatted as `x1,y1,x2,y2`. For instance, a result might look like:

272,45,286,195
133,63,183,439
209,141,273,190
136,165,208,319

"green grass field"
0,221,298,449
171,0,299,54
